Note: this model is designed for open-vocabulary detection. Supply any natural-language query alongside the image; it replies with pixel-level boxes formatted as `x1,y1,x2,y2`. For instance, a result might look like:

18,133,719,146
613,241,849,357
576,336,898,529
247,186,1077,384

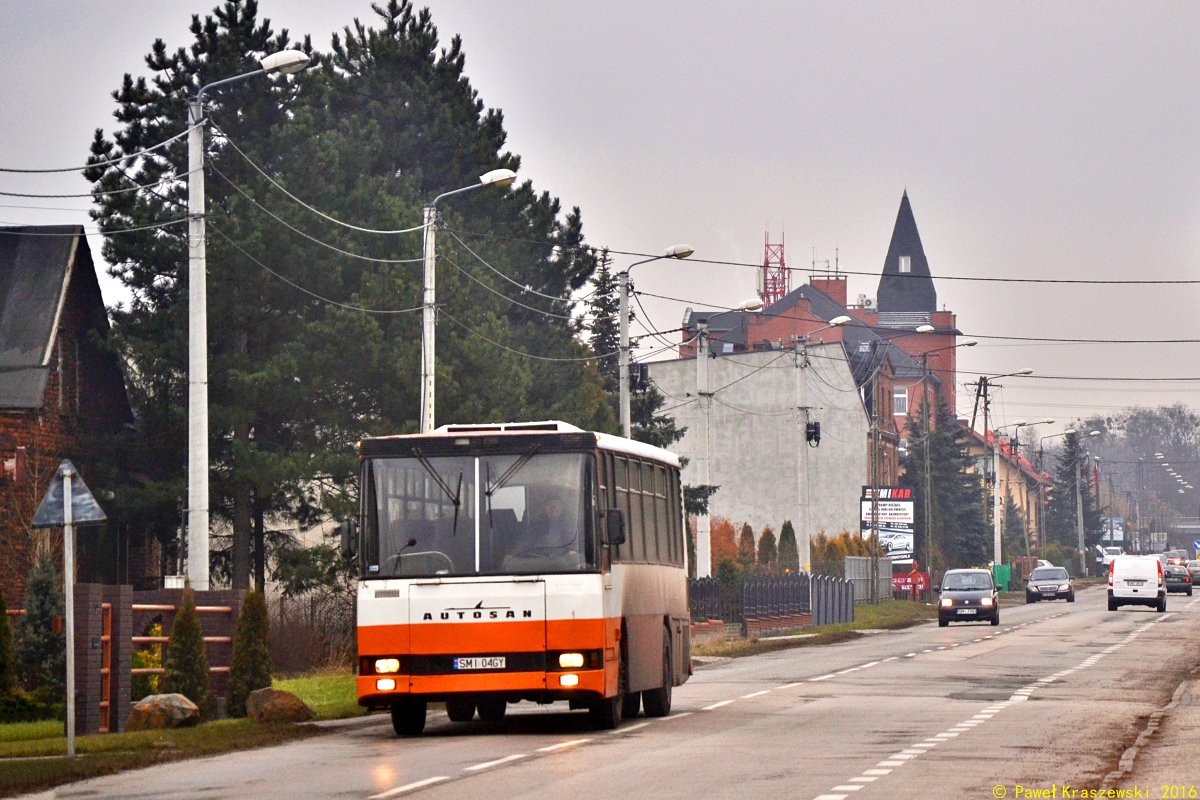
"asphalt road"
26,585,1200,800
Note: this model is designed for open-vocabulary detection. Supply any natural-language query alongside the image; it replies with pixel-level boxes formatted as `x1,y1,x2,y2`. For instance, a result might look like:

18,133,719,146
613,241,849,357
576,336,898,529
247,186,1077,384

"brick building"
0,226,133,604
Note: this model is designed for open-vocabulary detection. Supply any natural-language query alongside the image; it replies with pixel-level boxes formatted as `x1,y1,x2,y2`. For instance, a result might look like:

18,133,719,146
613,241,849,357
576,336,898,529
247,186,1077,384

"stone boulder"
245,688,316,724
126,693,201,731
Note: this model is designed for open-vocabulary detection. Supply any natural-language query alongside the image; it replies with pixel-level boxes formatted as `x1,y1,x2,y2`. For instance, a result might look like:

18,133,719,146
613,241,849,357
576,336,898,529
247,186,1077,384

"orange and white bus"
345,421,691,735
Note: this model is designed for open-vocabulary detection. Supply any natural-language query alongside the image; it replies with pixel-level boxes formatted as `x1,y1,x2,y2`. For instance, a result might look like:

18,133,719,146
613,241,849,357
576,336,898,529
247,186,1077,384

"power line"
0,167,200,199
212,125,428,235
210,163,424,264
438,310,613,362
438,250,575,320
0,127,195,174
0,218,187,236
211,225,423,315
444,230,569,302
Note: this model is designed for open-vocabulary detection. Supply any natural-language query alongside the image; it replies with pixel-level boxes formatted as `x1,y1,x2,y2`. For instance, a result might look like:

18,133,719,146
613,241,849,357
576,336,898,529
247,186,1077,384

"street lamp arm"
196,68,265,106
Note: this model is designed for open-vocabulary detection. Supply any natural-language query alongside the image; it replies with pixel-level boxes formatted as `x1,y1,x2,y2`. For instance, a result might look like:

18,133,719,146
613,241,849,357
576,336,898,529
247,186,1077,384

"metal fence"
844,556,894,603
742,573,810,619
689,572,853,629
812,575,855,626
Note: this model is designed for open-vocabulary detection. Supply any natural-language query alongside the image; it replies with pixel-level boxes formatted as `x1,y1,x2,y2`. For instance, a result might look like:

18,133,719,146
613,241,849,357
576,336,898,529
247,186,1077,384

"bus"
343,421,692,735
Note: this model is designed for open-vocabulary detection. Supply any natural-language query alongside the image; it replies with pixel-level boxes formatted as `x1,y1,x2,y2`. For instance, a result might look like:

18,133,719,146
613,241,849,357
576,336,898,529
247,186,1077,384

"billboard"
1100,517,1124,543
861,486,915,565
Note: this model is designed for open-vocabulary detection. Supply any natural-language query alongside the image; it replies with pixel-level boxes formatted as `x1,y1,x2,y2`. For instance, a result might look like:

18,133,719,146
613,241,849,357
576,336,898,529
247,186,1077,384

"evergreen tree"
13,556,64,698
631,383,687,449
757,527,777,571
162,588,212,715
586,248,620,396
738,523,756,569
1003,491,1028,562
0,588,13,697
1044,431,1101,550
898,395,989,570
778,521,800,574
226,590,271,717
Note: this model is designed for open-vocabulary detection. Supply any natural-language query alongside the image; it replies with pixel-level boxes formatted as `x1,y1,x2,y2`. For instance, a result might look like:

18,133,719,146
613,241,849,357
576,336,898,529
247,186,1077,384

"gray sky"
4,1,1200,434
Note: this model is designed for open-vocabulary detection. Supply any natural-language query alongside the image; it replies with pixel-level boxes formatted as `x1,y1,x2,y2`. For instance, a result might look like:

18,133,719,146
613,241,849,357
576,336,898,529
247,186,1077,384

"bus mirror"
339,520,358,560
604,509,626,546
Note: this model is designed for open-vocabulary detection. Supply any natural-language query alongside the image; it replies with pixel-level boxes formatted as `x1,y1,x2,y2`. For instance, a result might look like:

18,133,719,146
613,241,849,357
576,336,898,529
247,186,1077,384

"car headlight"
980,597,994,607
374,658,401,674
1060,584,1070,591
940,598,953,607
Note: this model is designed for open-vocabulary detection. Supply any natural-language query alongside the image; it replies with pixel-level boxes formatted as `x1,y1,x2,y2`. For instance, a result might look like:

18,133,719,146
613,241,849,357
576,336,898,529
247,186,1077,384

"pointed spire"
877,192,936,313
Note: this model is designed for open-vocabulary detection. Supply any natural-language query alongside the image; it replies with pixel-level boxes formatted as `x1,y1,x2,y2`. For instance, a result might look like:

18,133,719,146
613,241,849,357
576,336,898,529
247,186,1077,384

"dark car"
1159,552,1192,596
938,569,999,627
1187,560,1200,586
1025,566,1074,603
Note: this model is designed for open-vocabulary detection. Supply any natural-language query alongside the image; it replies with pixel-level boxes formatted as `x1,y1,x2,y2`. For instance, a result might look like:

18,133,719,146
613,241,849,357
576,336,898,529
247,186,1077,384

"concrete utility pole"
695,322,711,577
62,467,75,759
1075,449,1087,576
870,377,881,604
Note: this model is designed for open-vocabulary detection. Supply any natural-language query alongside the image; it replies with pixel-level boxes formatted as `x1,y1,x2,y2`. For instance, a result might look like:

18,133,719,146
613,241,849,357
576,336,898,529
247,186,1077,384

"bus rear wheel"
445,697,476,722
391,699,426,737
642,628,673,717
477,695,506,723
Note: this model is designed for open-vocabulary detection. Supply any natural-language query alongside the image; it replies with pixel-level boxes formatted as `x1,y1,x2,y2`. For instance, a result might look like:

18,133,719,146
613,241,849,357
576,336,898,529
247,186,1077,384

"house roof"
0,226,117,410
877,192,937,314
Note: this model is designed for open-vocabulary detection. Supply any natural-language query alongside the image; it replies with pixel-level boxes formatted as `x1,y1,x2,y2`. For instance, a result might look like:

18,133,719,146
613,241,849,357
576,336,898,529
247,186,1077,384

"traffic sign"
31,460,107,528
1193,540,1200,552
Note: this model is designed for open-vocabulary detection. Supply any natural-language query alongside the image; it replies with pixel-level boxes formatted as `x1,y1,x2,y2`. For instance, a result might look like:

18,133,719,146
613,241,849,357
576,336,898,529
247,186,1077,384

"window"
899,256,911,273
893,386,908,416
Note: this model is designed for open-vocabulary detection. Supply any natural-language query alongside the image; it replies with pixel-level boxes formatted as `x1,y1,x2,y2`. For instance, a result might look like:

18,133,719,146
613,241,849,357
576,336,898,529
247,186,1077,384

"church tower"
876,192,937,316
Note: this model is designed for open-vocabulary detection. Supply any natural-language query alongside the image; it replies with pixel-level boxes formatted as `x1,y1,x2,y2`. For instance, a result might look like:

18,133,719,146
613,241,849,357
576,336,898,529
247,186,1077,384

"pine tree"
586,248,620,396
738,523,756,569
13,555,64,699
0,588,13,697
226,591,272,718
1003,491,1028,562
778,521,800,574
162,588,211,716
757,527,777,571
1044,431,1101,550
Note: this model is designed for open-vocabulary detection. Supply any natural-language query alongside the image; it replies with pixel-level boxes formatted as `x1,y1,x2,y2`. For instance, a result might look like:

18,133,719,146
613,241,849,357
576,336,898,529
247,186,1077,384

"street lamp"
418,168,518,434
618,245,694,438
186,49,311,591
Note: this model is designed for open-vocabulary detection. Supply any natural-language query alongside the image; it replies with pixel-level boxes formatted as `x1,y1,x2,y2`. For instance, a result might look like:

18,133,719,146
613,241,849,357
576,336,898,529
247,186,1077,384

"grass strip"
274,669,365,720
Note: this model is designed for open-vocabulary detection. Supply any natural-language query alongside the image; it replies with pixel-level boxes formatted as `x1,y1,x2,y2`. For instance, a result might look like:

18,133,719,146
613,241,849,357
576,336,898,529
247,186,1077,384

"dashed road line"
742,690,771,699
536,738,592,753
702,700,735,711
464,754,526,772
368,777,451,799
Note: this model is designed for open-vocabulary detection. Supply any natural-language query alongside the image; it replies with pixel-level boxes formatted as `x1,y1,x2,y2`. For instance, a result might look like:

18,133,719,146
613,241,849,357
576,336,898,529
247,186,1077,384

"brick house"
0,226,133,605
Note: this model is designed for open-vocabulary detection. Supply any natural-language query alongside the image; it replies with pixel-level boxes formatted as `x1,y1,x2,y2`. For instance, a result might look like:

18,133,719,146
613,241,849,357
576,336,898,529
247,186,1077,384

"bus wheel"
391,700,426,737
445,697,476,722
589,652,627,730
642,628,672,717
477,695,506,723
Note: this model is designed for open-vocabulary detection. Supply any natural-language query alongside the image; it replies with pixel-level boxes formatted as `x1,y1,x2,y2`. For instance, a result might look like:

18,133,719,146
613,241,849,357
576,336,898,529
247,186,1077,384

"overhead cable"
0,218,187,236
439,310,614,362
0,127,194,174
212,126,428,235
438,250,574,320
444,230,569,302
0,167,200,199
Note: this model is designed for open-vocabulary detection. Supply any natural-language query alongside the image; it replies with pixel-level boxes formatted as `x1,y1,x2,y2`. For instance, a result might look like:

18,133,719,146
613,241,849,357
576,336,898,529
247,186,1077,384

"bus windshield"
363,452,596,578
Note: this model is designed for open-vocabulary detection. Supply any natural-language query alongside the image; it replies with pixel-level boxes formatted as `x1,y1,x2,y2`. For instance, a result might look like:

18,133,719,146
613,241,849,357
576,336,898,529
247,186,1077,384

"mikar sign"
860,486,915,565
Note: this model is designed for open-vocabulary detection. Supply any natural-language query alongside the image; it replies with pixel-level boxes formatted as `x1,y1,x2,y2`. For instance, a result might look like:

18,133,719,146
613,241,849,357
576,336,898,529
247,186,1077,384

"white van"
1108,555,1165,612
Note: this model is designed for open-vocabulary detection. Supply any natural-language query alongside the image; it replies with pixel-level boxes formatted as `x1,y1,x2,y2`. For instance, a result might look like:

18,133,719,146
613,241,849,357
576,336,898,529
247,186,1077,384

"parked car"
938,569,1000,627
1025,566,1074,603
1036,559,1054,569
1109,555,1165,612
1187,560,1200,585
1158,552,1192,595
1101,547,1123,568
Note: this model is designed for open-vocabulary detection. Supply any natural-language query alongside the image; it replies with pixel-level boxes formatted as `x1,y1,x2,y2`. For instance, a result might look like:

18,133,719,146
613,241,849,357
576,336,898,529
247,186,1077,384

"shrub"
131,623,162,701
0,587,13,697
13,555,64,699
757,527,778,572
161,588,212,717
0,688,63,723
778,521,800,574
710,517,737,564
227,591,272,718
738,523,756,568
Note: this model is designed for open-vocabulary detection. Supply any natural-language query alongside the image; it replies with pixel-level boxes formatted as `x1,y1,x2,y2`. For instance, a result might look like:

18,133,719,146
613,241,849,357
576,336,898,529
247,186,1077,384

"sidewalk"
1105,668,1200,791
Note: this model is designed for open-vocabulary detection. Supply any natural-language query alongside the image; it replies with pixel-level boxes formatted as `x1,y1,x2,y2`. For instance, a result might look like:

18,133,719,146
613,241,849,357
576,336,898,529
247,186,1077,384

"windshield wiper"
486,446,540,498
411,448,465,536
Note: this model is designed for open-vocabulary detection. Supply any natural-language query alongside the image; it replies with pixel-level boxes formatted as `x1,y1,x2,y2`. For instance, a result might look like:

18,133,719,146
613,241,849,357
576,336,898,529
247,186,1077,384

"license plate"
453,657,505,670
957,608,977,615
1126,580,1145,586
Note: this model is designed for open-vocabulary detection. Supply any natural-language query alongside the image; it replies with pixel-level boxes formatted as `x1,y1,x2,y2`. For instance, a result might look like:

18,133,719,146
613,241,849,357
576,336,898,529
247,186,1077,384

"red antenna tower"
760,230,789,308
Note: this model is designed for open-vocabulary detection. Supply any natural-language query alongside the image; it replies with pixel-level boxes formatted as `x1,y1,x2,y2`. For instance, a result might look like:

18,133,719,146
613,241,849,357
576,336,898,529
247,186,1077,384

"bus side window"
615,456,630,563
671,468,684,567
584,458,597,568
629,460,645,562
654,465,668,565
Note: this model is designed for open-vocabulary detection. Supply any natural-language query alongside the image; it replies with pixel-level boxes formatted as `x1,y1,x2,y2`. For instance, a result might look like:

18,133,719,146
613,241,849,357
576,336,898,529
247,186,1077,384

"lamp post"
618,245,694,438
418,168,518,434
185,49,310,591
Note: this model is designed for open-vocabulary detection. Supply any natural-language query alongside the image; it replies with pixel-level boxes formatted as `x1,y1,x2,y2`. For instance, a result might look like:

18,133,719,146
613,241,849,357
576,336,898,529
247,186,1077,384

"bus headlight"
560,674,579,687
374,658,401,674
558,653,585,669
376,678,396,691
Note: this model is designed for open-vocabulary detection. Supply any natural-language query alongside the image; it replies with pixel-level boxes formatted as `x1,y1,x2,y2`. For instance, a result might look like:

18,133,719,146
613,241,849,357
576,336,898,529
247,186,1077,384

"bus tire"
642,627,672,717
477,695,506,723
589,649,628,730
391,700,426,737
445,697,476,722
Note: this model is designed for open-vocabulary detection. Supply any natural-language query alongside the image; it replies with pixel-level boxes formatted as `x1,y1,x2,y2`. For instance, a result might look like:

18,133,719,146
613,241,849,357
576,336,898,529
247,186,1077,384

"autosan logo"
422,600,535,622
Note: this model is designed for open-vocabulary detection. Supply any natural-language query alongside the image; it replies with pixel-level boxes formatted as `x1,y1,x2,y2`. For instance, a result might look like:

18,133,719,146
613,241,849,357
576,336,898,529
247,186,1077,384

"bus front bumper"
357,669,607,707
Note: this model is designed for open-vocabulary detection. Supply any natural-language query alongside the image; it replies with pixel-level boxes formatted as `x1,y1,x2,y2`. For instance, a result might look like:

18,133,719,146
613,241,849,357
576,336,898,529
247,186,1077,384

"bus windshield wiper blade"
412,448,462,507
486,446,539,497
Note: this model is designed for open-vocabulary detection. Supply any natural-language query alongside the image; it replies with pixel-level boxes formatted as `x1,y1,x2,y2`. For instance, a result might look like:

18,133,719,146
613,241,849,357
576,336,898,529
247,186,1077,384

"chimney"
810,276,847,308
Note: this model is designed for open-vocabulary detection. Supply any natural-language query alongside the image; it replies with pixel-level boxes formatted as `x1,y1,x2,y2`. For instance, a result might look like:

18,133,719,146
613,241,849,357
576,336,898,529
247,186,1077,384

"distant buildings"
647,193,964,575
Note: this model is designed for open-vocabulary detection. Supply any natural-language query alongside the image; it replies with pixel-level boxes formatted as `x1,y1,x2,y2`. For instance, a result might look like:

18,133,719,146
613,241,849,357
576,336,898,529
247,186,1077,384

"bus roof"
357,421,681,467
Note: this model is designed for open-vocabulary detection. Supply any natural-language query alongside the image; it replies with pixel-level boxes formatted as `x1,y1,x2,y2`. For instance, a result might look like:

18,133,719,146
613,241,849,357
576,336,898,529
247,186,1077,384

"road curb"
1097,670,1192,790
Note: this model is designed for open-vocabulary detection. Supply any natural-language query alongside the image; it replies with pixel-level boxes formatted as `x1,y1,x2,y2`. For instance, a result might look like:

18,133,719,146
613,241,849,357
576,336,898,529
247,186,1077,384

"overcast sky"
4,1,1200,439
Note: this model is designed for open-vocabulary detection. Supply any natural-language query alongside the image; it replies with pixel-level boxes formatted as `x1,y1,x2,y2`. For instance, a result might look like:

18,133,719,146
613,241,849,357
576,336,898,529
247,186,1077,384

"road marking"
369,777,451,799
863,769,892,775
656,711,693,721
883,656,899,662
903,653,916,658
611,722,651,734
537,739,592,753
465,754,526,772
849,776,880,783
860,661,880,669
742,690,771,699
811,674,835,681
702,700,735,710
813,795,848,800
888,753,917,760
877,760,906,767
780,682,806,689
831,785,865,791
836,668,859,674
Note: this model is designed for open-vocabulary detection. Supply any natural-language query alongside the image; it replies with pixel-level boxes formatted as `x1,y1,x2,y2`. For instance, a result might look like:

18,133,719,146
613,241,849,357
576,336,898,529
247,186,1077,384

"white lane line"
836,668,859,674
831,785,865,792
863,769,892,775
849,776,880,783
464,754,526,772
702,700,735,710
536,738,592,753
742,690,771,699
903,653,917,658
368,777,451,799
888,754,917,760
811,674,835,681
883,656,899,662
813,795,848,800
860,661,880,669
780,682,806,689
656,711,693,721
877,760,907,767
611,722,651,734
